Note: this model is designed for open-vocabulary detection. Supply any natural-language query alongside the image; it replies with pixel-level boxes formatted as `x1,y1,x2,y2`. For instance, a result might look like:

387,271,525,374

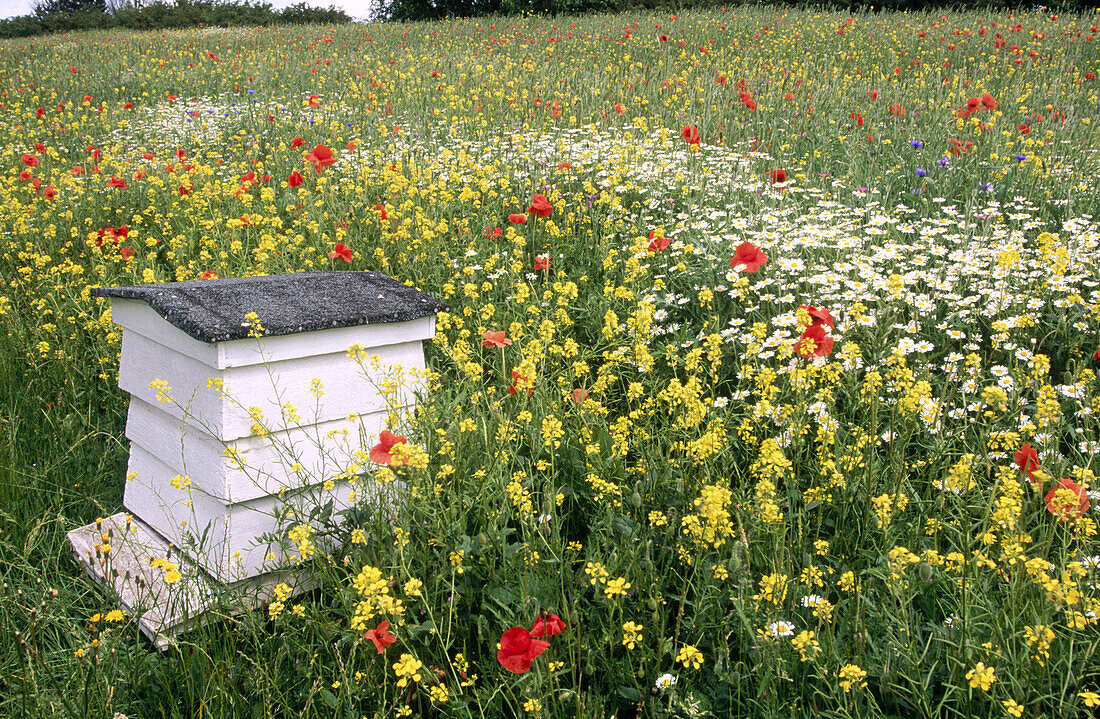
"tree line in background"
1,0,1095,43
0,0,351,38
376,0,1099,21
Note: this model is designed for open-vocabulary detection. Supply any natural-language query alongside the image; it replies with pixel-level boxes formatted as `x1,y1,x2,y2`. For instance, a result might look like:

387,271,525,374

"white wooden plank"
120,333,426,441
110,299,220,366
216,315,436,368
125,397,393,503
125,445,360,581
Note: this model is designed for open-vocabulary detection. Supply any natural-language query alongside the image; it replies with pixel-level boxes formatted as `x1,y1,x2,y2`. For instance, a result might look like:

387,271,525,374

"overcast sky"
0,1,380,21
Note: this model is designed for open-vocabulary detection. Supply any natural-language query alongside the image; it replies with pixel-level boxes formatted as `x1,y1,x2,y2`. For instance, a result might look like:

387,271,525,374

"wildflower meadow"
2,5,1100,718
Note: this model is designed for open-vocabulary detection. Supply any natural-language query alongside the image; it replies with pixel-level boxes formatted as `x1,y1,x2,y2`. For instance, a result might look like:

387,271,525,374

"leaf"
617,686,643,702
320,688,338,708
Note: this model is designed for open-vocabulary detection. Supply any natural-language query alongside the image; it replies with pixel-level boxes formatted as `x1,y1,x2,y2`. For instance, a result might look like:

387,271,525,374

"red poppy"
72,166,85,176
497,626,550,674
889,104,906,117
178,183,191,196
1094,346,1100,362
18,169,32,182
1015,444,1041,482
21,154,38,167
482,330,512,348
647,230,670,253
364,620,397,654
784,92,794,100
799,304,834,328
730,242,768,272
305,144,337,174
119,247,134,260
1045,478,1091,522
123,102,133,109
795,322,835,358
106,176,127,189
35,107,44,118
43,185,57,201
508,213,527,224
369,430,407,465
528,193,553,218
201,270,219,280
570,388,589,403
288,170,304,188
486,227,503,239
291,137,304,148
34,143,46,153
982,93,997,110
509,370,534,397
530,613,566,637
851,111,864,127
769,168,787,184
534,254,551,271
328,242,353,262
681,125,701,146
308,94,319,106
557,161,572,171
375,204,389,220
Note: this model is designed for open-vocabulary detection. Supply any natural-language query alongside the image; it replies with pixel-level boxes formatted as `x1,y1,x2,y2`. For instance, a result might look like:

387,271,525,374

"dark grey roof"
91,271,449,343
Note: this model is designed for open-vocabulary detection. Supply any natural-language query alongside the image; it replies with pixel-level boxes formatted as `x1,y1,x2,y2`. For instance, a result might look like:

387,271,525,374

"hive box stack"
67,271,446,645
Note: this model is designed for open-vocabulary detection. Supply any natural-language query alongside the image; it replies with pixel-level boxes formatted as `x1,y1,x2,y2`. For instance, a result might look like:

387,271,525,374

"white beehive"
86,271,446,583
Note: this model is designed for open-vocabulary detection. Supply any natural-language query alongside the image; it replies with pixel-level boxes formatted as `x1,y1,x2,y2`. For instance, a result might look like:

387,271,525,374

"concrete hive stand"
68,271,447,646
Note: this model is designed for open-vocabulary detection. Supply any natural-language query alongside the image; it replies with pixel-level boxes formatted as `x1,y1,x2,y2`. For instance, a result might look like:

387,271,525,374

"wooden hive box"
84,271,446,583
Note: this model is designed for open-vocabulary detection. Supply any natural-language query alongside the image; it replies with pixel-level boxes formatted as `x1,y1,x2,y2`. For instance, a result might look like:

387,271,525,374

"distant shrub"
0,0,351,39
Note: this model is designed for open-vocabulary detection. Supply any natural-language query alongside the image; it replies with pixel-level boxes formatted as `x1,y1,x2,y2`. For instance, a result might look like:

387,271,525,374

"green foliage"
0,0,350,39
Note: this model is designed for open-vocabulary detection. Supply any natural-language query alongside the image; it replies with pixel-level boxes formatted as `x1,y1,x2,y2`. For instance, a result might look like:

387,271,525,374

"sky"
0,1,380,21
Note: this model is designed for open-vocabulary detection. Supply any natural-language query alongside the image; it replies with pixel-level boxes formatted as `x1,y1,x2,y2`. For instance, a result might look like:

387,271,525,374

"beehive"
86,271,446,582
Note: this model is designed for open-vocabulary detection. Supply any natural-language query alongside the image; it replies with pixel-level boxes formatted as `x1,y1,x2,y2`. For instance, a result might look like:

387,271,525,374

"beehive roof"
92,271,448,343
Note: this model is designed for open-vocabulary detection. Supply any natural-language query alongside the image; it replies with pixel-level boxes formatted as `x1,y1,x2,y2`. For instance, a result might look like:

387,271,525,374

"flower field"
2,6,1100,718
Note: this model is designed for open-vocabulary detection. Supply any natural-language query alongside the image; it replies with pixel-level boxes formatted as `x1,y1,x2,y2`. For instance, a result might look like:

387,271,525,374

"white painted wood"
120,333,425,441
124,445,363,582
125,397,392,503
68,512,317,648
216,316,436,369
110,299,220,366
